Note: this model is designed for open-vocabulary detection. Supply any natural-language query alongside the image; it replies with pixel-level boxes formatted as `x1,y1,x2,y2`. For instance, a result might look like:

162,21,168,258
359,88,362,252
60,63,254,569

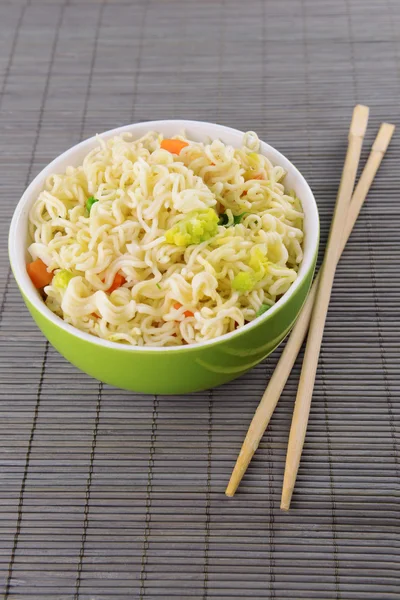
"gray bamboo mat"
0,0,399,598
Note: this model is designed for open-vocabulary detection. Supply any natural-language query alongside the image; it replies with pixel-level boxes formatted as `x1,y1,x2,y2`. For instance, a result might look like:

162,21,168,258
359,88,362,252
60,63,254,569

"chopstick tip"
350,104,369,138
225,483,236,498
372,123,396,153
281,480,294,510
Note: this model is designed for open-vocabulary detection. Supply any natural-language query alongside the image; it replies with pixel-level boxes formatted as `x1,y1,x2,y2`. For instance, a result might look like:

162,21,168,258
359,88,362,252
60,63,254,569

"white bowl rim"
9,119,319,354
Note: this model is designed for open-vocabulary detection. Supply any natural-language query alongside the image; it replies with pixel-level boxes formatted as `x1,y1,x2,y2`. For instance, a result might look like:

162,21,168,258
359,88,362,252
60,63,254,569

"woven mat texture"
0,0,399,598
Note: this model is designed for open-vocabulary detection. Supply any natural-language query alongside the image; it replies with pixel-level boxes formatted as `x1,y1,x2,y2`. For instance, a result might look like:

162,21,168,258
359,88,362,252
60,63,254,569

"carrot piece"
27,259,53,289
173,302,193,318
160,139,189,155
107,273,126,293
253,173,265,180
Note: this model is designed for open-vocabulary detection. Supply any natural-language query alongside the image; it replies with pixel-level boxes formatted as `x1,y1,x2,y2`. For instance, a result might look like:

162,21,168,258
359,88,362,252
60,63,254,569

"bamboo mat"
0,0,399,598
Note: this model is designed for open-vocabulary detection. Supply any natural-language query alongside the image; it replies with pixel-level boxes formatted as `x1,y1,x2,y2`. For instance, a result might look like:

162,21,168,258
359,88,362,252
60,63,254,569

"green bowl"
9,120,319,394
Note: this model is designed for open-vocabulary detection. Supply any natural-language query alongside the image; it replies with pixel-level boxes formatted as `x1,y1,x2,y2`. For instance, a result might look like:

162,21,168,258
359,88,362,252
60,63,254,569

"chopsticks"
226,112,395,502
280,104,369,509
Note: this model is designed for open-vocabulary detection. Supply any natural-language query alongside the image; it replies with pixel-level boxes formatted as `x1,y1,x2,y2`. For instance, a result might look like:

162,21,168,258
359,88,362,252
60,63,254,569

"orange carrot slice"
27,259,53,289
107,273,126,293
173,302,194,318
160,139,189,155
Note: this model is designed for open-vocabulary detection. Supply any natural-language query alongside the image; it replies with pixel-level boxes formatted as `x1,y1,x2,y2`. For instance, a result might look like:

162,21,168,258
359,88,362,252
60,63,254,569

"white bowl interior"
9,120,319,352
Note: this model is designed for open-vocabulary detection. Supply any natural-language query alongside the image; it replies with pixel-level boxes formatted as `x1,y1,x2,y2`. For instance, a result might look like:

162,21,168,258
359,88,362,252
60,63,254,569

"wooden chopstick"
225,121,394,499
280,104,370,510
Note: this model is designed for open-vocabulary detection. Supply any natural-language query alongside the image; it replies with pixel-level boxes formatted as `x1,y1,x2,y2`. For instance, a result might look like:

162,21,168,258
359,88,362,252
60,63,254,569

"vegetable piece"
219,212,247,227
173,302,194,318
232,272,257,293
233,213,247,225
107,273,126,293
156,283,161,290
256,303,271,317
86,196,99,213
165,209,219,246
53,269,74,290
160,139,189,155
248,247,267,278
232,247,268,293
27,259,53,289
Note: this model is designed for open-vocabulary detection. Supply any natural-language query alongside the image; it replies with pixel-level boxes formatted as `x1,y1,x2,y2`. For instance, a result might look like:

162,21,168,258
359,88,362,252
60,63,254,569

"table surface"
0,0,399,599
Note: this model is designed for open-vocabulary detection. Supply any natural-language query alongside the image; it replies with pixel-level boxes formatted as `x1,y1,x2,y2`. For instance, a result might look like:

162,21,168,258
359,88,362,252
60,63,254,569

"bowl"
9,120,319,394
